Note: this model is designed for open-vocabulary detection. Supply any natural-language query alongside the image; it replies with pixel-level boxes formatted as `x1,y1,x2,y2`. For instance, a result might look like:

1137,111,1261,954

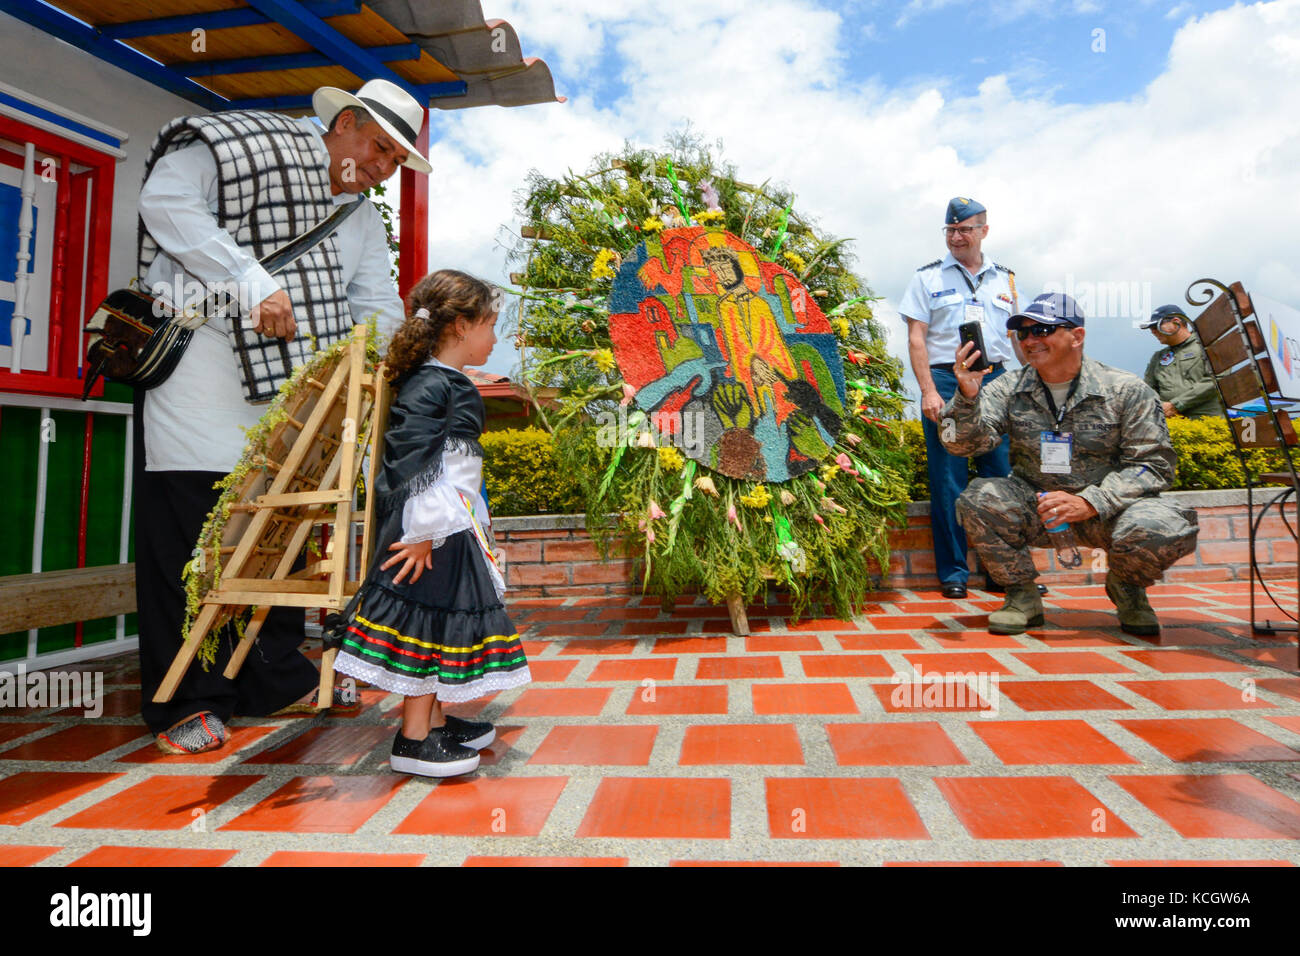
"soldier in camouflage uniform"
941,293,1199,635
1141,304,1225,419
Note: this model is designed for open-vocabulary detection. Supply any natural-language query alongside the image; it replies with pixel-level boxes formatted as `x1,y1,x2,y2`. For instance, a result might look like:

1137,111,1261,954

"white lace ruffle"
334,651,532,702
399,448,490,545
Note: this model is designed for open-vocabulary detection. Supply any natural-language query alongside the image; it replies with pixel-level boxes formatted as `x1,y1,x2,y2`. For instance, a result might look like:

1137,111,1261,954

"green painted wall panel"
1,404,136,661
0,406,39,577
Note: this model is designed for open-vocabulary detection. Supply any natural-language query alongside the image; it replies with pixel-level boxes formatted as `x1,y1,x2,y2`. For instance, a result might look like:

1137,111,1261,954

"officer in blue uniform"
899,197,1020,599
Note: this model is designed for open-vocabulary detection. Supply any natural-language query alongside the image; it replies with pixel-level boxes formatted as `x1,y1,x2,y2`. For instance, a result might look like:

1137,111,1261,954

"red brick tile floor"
3,580,1298,866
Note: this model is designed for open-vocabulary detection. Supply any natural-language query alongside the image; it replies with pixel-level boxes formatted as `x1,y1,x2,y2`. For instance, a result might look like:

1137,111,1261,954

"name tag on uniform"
964,302,985,324
931,288,957,298
1040,431,1072,473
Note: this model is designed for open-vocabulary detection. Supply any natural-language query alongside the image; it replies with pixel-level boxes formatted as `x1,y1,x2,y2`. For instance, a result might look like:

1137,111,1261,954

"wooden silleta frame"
154,327,391,708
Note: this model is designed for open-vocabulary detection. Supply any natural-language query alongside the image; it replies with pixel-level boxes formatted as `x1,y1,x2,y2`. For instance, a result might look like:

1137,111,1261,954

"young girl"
331,269,530,777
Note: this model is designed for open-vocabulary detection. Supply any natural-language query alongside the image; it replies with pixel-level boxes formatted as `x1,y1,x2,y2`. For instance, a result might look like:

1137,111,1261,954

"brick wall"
494,489,1297,598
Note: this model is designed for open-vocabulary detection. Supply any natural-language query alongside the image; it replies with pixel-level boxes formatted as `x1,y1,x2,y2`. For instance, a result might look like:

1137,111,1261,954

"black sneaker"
390,728,480,778
441,714,496,750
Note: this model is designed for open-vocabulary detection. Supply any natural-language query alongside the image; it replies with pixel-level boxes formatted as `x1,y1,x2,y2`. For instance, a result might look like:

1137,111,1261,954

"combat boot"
1105,574,1160,636
987,583,1045,634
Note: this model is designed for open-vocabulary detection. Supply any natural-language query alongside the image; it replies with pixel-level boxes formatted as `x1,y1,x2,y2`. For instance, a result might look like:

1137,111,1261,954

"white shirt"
897,252,1018,365
138,117,402,472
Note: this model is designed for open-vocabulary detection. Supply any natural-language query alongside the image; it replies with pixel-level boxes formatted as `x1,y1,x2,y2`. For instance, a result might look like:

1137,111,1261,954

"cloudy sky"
415,0,1299,402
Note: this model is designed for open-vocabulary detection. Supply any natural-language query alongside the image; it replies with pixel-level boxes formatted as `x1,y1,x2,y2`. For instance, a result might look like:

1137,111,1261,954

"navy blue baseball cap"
1007,293,1087,329
946,196,986,224
1139,304,1189,329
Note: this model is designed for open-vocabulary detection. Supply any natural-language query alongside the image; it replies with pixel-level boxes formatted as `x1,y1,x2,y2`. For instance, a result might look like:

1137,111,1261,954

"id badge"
1040,431,1072,474
964,302,985,325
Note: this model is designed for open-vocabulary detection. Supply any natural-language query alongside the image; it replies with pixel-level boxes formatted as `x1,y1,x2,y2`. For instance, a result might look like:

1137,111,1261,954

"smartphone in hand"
958,320,991,372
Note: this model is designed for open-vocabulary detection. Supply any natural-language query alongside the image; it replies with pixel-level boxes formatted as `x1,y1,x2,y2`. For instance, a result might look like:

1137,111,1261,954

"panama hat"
313,78,432,174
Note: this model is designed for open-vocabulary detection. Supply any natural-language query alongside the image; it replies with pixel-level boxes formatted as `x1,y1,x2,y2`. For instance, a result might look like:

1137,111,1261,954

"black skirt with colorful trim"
333,530,530,702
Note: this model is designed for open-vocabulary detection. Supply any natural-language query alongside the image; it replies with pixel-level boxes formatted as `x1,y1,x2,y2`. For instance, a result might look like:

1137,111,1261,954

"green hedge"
486,418,1288,517
899,415,1286,501
481,426,585,517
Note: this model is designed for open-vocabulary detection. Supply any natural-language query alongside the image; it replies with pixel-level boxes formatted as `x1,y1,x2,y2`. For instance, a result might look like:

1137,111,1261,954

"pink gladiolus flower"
699,179,721,211
621,382,636,406
814,514,825,526
727,503,741,528
835,453,858,476
648,499,667,521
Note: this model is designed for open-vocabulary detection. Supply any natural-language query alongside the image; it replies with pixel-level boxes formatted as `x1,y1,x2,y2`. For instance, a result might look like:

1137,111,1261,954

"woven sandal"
155,712,227,755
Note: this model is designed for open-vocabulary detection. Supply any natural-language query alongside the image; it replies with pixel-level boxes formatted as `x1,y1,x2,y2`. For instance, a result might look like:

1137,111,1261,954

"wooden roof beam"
100,0,361,39
0,0,225,109
240,0,427,103
179,42,420,77
227,80,464,111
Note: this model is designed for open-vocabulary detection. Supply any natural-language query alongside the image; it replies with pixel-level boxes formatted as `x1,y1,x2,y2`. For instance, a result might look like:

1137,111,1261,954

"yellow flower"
820,463,839,484
641,217,664,233
694,476,720,497
739,484,772,508
832,317,851,339
694,209,725,223
658,445,685,472
592,248,619,280
783,251,807,272
591,348,615,373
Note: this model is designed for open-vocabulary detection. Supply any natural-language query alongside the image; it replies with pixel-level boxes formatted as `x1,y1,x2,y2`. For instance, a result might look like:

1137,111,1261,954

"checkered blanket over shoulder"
138,110,352,402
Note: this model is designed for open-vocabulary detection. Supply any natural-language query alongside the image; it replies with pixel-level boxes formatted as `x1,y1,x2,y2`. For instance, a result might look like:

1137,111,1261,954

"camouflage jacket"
1143,336,1224,418
940,356,1177,520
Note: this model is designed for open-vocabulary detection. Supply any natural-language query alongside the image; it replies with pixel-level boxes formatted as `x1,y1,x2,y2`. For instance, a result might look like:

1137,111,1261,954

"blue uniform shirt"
898,252,1019,365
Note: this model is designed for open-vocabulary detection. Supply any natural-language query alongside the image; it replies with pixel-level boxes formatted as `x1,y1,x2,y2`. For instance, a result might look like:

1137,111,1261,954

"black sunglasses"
1014,323,1065,340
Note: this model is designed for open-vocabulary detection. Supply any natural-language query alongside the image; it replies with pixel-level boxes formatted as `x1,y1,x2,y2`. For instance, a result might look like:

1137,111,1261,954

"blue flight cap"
1007,293,1086,329
946,196,986,224
1139,304,1189,329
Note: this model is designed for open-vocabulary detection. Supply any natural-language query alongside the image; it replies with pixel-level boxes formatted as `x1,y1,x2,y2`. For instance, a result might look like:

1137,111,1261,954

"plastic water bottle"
1038,493,1082,568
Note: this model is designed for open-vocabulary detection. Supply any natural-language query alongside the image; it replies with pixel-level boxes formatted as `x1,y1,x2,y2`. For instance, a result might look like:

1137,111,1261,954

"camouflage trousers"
955,474,1199,587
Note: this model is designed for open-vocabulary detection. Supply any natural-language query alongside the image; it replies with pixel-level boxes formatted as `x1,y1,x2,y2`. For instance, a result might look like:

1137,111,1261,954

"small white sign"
1251,292,1300,401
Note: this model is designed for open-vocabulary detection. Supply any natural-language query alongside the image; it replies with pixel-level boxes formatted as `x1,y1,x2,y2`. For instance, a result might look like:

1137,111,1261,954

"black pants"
133,393,318,735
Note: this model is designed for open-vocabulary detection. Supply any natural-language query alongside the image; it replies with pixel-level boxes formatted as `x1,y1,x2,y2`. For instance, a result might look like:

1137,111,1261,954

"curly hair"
385,269,497,380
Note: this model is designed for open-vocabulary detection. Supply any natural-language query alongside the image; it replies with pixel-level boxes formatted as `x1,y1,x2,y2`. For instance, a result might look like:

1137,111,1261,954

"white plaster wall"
0,11,204,287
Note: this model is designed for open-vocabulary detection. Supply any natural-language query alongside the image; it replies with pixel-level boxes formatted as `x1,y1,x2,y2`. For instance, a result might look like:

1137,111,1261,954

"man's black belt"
930,361,1003,372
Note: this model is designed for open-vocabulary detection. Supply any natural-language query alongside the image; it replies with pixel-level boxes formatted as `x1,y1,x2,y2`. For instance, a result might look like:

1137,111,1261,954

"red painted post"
48,153,71,383
398,109,430,302
66,170,91,380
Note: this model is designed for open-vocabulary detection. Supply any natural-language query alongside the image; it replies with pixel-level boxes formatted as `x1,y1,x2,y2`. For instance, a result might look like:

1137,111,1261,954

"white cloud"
417,0,1300,391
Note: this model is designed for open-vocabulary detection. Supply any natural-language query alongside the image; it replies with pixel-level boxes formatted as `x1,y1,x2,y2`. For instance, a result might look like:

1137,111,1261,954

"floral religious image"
609,227,847,480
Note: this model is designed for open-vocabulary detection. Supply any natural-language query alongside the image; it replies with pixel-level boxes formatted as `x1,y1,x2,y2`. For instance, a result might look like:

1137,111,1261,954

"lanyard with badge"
958,265,985,328
1039,377,1079,474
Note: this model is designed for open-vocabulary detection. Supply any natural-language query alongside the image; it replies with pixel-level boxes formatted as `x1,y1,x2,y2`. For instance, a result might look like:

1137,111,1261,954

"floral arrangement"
508,137,912,617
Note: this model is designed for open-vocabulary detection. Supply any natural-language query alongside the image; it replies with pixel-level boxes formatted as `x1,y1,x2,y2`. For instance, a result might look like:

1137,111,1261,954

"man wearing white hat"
132,80,431,754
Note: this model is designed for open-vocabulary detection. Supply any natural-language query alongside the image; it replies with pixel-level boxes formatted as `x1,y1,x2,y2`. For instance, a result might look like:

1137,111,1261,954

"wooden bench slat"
0,564,136,633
